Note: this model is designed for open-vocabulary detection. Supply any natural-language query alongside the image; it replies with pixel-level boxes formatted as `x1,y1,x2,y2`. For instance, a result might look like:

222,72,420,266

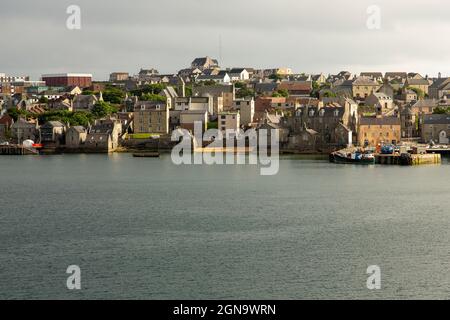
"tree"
207,121,218,130
312,81,320,91
71,112,94,126
91,101,117,118
322,90,337,98
7,108,31,121
131,83,166,97
234,81,246,89
102,87,126,104
407,87,425,99
310,81,321,98
433,106,449,114
272,89,289,98
199,80,217,86
236,87,255,99
38,96,49,104
37,110,95,126
269,74,283,81
184,85,193,97
140,93,166,102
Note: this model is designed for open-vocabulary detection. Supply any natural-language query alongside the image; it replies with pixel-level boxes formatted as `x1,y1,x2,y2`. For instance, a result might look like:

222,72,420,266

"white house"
228,68,250,81
196,73,231,84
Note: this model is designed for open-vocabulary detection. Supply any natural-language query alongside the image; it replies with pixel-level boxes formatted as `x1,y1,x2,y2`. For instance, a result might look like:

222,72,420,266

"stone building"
40,121,66,146
10,118,38,142
429,77,450,99
191,56,219,71
90,118,122,150
405,78,430,96
352,76,381,100
218,112,240,134
233,98,254,127
358,116,401,147
72,94,99,110
192,84,234,111
109,72,129,82
365,92,394,114
66,126,87,149
180,110,208,133
84,132,113,152
400,106,418,139
133,101,169,134
286,103,355,150
421,114,450,144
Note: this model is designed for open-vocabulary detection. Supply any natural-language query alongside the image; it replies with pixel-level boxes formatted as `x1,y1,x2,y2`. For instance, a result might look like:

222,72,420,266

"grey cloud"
1,0,449,79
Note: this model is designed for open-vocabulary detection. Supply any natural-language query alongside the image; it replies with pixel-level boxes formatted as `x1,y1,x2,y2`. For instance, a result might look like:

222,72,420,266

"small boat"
330,148,375,164
132,152,160,158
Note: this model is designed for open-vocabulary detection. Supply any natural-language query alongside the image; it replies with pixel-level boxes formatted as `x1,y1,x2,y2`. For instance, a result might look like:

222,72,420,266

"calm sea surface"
0,154,449,299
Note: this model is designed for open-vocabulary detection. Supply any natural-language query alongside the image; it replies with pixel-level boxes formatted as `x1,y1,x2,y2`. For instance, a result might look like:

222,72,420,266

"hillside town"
1,57,450,155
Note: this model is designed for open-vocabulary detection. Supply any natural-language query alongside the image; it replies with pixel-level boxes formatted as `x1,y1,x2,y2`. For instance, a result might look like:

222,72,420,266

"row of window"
364,132,394,137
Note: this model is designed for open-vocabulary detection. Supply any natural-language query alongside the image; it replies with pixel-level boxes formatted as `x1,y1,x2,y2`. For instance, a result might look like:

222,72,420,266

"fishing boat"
329,148,375,164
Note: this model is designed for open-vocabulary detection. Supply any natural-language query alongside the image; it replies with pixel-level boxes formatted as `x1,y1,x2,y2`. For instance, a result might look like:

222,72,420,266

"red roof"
277,81,312,92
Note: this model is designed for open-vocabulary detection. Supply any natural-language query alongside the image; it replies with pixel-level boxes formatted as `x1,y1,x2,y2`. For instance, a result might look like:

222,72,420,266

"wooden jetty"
0,144,39,155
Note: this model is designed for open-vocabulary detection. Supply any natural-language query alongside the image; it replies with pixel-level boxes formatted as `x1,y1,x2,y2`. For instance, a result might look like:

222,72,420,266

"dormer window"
309,109,314,117
319,109,325,117
334,110,339,117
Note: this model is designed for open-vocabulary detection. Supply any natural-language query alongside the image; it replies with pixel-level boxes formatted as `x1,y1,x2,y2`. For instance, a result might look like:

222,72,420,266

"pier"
375,153,441,166
0,145,39,155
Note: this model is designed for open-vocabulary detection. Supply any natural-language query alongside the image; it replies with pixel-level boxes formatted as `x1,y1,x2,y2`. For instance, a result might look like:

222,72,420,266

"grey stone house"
10,118,38,143
66,126,87,149
40,121,66,146
421,114,450,144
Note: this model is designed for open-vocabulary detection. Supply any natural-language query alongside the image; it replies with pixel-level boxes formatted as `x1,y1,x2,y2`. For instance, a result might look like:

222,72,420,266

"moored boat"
330,148,375,164
132,152,160,158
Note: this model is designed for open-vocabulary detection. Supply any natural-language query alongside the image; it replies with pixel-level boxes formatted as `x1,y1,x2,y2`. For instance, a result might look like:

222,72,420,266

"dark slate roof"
353,76,379,86
255,82,277,92
42,121,65,128
196,74,227,81
411,99,439,108
406,78,430,85
359,116,401,126
360,72,383,78
385,72,407,78
229,68,247,74
192,84,234,96
423,114,450,124
429,77,450,89
191,57,218,66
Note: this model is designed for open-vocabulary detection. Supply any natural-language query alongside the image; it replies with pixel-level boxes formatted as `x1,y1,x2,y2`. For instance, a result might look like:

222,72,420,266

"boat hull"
329,153,375,165
132,152,160,158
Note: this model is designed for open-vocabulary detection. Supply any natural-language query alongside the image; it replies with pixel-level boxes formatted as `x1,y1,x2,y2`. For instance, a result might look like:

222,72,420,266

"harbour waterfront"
0,154,450,299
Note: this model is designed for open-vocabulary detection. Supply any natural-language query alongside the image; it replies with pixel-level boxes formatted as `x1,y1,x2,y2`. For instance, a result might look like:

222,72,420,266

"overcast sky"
1,0,449,80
